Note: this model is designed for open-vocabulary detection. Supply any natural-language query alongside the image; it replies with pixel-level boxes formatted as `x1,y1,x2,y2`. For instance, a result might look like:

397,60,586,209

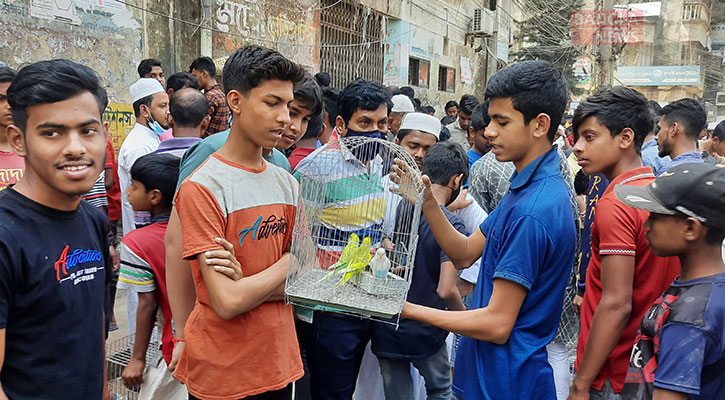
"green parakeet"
319,234,360,282
336,237,372,287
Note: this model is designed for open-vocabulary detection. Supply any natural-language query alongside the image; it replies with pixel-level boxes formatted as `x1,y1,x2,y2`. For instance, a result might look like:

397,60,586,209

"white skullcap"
391,94,415,113
400,112,441,139
130,78,165,103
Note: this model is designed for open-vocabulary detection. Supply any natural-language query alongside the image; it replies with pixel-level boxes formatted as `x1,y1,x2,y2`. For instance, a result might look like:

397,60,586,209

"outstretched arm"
404,278,526,344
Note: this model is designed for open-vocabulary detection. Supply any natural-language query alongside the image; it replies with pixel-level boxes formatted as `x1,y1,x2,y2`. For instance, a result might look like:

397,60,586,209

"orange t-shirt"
174,153,303,399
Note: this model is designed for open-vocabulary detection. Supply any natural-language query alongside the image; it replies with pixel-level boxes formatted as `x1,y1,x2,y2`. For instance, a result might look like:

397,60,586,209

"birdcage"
106,333,162,399
285,136,425,320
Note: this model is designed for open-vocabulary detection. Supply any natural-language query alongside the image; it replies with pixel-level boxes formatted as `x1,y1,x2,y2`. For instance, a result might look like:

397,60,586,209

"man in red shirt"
0,67,24,192
569,87,680,400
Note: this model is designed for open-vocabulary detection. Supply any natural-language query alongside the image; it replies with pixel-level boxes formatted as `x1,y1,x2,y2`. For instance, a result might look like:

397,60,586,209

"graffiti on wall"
213,0,319,68
104,103,135,155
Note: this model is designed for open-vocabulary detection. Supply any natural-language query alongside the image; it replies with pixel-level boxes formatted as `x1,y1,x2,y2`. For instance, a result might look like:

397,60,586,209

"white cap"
400,112,441,139
391,94,415,113
130,78,165,103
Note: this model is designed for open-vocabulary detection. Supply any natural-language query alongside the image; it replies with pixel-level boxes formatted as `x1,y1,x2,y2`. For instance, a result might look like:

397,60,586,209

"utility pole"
599,0,614,87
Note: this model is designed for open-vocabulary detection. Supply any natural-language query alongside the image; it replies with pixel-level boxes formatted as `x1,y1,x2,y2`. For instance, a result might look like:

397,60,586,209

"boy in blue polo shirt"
393,60,577,399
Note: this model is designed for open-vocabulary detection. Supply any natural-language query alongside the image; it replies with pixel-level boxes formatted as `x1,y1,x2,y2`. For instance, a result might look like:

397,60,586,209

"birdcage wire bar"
105,333,162,399
285,137,425,320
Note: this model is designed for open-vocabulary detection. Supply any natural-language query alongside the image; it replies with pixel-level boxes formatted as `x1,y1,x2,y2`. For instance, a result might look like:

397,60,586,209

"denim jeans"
311,312,373,400
590,380,622,400
377,345,453,400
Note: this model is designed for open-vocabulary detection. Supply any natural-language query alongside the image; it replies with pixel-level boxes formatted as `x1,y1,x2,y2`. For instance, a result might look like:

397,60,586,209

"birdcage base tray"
286,269,405,318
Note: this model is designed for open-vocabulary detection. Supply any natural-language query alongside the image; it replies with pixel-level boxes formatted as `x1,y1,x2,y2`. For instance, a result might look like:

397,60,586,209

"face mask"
344,129,386,162
446,185,461,207
147,115,166,136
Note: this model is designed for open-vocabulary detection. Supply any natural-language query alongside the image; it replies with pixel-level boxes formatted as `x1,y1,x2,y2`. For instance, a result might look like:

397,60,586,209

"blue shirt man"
654,150,705,176
452,147,577,399
640,139,669,173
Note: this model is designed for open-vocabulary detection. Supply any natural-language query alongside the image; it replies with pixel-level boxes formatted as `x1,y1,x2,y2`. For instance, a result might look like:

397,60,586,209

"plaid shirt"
204,84,230,136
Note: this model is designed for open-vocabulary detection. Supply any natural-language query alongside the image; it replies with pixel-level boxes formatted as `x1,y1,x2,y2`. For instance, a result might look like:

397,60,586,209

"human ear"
532,113,550,140
618,128,635,150
6,125,26,157
227,90,242,115
684,217,705,243
336,115,346,136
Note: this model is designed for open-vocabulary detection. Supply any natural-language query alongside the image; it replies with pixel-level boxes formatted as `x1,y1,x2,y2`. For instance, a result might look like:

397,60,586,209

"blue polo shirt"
452,147,577,400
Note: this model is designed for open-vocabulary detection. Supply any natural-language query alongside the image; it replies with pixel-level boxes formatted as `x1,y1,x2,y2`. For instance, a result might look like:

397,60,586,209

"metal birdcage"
285,136,425,320
106,333,162,399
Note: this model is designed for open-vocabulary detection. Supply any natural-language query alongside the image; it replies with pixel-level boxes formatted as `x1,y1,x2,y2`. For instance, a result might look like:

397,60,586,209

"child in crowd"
570,87,681,399
0,60,111,399
118,153,185,398
173,45,307,400
616,163,725,400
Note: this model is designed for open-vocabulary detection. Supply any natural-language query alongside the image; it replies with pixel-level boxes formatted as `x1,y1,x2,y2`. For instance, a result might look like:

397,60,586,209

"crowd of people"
0,44,723,400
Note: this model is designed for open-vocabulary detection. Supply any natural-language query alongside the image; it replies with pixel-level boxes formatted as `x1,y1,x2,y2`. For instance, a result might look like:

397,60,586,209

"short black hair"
8,59,108,132
648,100,662,116
189,57,216,78
572,86,653,154
574,169,589,196
423,141,468,186
337,78,392,123
660,98,707,140
485,60,568,143
322,87,340,126
130,153,180,209
445,100,458,111
300,109,324,140
705,226,725,245
132,94,154,118
399,86,415,99
469,101,490,132
423,105,436,114
138,59,162,78
439,125,451,141
294,73,323,118
713,120,725,141
412,98,422,111
170,88,209,128
0,66,16,83
166,72,200,93
222,45,305,96
314,72,331,88
458,94,480,116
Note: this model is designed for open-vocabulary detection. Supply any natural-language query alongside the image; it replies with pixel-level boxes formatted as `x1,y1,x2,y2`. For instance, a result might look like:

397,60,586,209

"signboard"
712,24,725,46
571,9,644,45
573,57,592,82
616,66,700,86
103,103,135,156
497,41,509,63
460,56,473,85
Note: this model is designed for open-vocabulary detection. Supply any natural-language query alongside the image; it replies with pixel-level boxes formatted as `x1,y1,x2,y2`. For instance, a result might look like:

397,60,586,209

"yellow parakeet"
319,234,360,282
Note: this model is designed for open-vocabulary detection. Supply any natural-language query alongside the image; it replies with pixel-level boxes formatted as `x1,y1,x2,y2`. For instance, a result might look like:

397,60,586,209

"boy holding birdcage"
393,61,577,400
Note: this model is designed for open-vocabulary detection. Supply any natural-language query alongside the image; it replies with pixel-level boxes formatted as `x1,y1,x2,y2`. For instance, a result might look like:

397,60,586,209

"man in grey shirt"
445,94,479,150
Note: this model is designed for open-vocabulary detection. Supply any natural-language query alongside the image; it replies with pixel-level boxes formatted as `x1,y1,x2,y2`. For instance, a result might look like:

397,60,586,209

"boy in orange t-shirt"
173,45,307,399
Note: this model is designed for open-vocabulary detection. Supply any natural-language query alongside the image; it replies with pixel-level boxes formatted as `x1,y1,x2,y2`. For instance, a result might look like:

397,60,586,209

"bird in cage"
369,248,391,278
285,135,426,318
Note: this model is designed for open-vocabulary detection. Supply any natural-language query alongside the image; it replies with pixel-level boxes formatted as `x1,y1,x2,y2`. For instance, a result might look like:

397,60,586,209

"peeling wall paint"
0,0,143,103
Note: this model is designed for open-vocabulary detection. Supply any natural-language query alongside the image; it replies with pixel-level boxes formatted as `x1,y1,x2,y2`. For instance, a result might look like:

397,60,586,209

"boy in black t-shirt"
615,163,725,400
372,142,468,399
0,60,112,399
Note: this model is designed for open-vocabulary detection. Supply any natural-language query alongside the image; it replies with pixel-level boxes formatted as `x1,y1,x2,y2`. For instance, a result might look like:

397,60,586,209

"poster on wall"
460,56,473,85
30,0,82,25
103,103,135,156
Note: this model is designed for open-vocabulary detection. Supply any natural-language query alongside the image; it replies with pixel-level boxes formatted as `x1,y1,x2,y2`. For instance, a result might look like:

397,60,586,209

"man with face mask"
293,78,393,400
119,78,170,236
118,78,169,337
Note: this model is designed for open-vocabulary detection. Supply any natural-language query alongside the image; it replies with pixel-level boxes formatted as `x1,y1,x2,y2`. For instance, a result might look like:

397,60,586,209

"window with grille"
319,0,385,89
408,57,430,88
438,66,456,92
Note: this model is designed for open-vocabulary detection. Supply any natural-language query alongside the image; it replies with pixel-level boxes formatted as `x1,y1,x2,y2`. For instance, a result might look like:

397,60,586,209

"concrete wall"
375,0,500,115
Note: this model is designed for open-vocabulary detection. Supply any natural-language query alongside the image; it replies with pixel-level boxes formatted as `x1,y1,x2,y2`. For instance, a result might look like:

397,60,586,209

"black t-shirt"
372,204,466,360
0,188,110,399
